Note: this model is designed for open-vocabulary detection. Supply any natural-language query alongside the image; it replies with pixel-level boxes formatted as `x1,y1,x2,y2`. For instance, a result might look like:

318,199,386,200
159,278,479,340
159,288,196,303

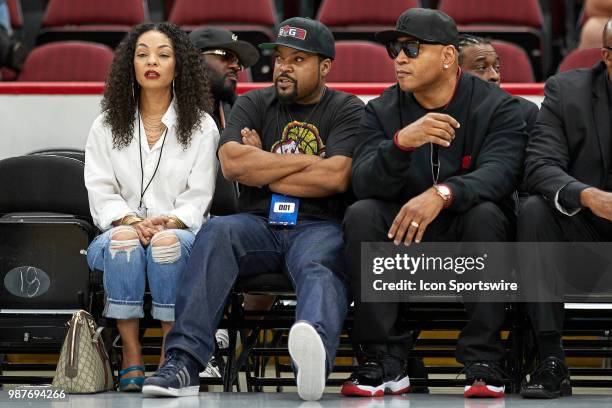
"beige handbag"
52,310,115,393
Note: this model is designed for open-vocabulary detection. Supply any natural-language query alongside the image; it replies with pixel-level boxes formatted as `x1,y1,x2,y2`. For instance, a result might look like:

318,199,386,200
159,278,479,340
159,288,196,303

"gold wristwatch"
433,184,452,208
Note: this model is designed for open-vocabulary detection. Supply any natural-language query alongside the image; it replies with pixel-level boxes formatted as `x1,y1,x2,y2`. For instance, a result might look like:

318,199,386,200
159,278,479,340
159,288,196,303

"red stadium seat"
317,0,419,27
491,40,535,83
165,0,176,19
237,68,252,83
18,41,114,82
42,0,146,26
38,0,147,47
317,0,420,42
7,0,22,30
0,67,18,81
439,0,542,27
326,41,396,83
169,0,276,30
169,0,276,81
557,47,602,73
438,0,548,79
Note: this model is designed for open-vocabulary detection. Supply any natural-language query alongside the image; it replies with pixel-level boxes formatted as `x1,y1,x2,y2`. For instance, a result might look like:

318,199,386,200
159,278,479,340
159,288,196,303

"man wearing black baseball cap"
188,28,261,382
189,27,259,129
342,8,526,398
146,17,364,401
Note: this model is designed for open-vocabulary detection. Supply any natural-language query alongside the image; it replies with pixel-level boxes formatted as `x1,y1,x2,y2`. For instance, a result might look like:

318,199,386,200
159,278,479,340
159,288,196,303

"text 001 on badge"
274,202,295,213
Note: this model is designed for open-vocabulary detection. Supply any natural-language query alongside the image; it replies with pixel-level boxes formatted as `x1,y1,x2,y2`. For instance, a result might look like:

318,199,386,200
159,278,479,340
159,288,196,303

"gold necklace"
141,114,166,146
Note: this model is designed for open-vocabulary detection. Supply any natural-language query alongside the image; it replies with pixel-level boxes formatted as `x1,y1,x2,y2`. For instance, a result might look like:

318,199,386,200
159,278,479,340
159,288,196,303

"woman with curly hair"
84,22,218,392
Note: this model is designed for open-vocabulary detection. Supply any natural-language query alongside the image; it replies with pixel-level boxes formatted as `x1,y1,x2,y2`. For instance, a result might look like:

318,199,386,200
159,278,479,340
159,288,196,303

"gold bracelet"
168,215,187,229
120,215,143,226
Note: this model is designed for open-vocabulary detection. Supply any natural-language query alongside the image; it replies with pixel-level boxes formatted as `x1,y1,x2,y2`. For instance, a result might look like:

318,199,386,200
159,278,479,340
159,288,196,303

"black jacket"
516,96,539,134
523,62,612,206
351,73,527,213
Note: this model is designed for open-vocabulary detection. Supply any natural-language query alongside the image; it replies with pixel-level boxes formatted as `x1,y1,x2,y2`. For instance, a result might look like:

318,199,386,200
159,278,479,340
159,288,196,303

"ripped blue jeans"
87,226,195,322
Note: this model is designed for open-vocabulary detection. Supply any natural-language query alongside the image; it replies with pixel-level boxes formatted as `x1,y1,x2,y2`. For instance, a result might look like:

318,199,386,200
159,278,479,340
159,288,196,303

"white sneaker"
199,356,222,378
288,321,326,401
215,329,229,349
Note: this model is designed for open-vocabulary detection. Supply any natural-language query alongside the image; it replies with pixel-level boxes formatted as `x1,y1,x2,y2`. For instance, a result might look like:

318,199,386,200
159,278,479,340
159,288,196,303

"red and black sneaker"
341,355,411,397
463,361,506,398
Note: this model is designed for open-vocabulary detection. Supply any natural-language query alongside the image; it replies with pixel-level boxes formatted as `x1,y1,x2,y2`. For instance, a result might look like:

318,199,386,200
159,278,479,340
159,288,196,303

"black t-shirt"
219,86,365,222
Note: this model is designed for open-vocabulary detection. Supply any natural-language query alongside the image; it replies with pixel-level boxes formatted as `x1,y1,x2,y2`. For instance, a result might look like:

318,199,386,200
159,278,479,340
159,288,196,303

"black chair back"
0,155,90,218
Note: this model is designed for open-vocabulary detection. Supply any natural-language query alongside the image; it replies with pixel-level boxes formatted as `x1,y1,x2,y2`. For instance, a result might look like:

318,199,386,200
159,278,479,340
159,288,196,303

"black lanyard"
138,112,168,209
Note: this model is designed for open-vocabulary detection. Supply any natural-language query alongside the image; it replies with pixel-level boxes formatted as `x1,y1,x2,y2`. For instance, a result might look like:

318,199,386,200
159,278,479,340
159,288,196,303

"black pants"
343,198,511,363
517,195,612,359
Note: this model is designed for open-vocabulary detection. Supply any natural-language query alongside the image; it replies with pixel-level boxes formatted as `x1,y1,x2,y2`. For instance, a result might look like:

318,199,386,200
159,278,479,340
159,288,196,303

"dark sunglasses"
385,40,441,59
201,49,243,70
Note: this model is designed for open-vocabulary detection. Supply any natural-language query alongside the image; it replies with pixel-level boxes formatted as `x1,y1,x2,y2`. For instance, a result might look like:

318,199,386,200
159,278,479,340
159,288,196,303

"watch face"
438,185,450,197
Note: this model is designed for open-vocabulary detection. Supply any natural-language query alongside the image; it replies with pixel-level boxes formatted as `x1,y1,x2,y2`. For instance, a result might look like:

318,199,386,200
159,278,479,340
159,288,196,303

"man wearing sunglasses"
187,28,260,380
517,19,612,399
342,8,526,398
189,28,259,130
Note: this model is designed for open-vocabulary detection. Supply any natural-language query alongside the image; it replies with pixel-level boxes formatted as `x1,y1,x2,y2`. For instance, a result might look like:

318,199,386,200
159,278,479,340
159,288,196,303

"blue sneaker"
142,351,200,397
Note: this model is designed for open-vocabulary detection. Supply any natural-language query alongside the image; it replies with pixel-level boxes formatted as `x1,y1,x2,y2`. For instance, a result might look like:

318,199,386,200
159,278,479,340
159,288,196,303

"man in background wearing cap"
342,8,526,398
189,27,259,129
187,27,260,381
144,17,364,401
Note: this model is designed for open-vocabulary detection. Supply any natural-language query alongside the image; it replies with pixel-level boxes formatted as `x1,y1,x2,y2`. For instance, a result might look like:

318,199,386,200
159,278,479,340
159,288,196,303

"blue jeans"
165,213,349,372
87,227,195,321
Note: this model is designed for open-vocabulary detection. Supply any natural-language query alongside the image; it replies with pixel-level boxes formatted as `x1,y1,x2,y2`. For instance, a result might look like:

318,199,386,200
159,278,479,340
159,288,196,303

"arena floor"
2,390,612,408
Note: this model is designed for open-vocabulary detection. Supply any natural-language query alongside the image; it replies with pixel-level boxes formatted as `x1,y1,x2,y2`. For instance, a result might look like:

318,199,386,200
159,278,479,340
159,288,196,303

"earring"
444,64,449,69
172,79,175,94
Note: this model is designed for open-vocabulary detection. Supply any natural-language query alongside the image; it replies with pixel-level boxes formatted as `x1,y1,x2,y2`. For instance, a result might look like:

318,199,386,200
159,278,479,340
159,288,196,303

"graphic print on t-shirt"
271,120,326,156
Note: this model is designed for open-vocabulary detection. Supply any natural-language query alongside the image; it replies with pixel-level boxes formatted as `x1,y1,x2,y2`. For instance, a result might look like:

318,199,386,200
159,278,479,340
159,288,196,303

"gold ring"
410,221,420,228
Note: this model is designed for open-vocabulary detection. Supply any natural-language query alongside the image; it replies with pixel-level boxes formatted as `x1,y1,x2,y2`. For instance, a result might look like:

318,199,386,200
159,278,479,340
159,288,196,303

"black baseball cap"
259,17,335,60
189,27,260,68
375,8,459,48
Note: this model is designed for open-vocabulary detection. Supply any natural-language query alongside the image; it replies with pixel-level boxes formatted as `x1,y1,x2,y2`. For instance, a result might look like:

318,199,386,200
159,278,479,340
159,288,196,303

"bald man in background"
517,19,612,399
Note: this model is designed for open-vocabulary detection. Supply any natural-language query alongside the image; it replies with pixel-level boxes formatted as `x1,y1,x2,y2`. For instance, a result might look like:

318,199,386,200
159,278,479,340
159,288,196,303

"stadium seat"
317,0,420,41
237,68,252,83
169,0,276,28
37,0,147,47
491,40,535,83
0,67,17,81
438,0,549,80
164,0,175,19
557,47,603,73
439,0,542,27
18,41,114,82
7,0,22,30
0,154,98,385
28,148,86,162
169,0,276,81
326,41,396,83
